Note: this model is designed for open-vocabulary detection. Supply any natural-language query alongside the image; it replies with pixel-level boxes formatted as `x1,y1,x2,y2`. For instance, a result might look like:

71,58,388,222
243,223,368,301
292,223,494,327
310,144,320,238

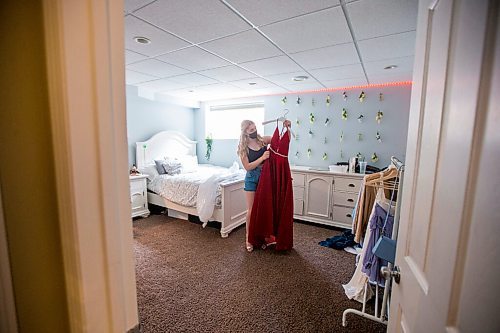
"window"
206,103,264,140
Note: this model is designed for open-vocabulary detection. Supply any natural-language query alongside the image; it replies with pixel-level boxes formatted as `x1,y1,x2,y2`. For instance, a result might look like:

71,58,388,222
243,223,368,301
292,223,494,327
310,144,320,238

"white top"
291,165,365,178
129,174,148,180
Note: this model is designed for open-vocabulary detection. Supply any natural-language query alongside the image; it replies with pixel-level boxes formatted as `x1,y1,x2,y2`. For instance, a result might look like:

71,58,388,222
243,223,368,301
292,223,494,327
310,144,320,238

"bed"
136,131,247,237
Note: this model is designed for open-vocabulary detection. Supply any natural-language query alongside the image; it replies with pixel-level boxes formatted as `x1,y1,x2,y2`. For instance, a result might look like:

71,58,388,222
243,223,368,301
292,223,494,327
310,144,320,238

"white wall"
126,85,195,166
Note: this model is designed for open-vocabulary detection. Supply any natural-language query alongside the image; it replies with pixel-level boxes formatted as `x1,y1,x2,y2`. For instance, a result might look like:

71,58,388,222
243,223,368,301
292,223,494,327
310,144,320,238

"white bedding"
147,163,245,209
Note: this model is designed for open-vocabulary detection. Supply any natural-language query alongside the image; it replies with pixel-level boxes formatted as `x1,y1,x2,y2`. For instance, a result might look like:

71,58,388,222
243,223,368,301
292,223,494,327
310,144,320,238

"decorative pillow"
161,158,182,175
139,164,160,181
154,159,167,175
177,155,198,173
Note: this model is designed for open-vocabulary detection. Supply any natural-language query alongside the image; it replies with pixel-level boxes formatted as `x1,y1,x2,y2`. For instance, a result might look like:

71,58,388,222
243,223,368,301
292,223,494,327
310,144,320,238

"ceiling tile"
134,0,251,43
127,59,189,77
125,16,190,56
358,31,416,62
291,43,360,70
124,0,155,13
156,46,230,72
264,71,311,85
200,30,283,64
169,73,219,86
225,0,340,27
137,78,188,92
281,80,325,92
368,72,413,84
309,63,365,81
240,56,302,76
347,0,418,40
125,70,159,85
198,65,256,82
260,7,352,53
364,56,414,77
320,77,368,89
125,50,148,64
228,77,277,90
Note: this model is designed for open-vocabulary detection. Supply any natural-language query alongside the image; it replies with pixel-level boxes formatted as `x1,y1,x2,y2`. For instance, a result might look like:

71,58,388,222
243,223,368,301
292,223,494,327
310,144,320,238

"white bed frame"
136,131,247,237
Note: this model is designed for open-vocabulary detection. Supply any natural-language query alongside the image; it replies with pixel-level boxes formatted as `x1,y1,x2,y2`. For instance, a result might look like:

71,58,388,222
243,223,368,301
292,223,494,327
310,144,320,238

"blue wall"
126,85,195,166
195,85,411,168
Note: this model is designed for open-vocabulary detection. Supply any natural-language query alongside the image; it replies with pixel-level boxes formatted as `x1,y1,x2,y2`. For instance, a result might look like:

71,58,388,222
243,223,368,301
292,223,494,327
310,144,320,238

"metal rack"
342,156,405,327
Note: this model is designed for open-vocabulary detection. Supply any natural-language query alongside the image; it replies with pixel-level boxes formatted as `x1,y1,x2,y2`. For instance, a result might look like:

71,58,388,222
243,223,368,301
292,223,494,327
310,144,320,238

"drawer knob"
347,198,354,202
346,214,352,218
348,183,355,187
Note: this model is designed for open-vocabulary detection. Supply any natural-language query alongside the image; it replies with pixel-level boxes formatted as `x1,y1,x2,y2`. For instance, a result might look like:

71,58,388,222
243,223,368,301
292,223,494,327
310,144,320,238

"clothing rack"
342,156,405,327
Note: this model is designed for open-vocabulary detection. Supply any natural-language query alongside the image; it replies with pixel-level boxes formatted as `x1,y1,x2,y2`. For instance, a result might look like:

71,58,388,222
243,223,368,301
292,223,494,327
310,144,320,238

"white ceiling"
124,0,418,102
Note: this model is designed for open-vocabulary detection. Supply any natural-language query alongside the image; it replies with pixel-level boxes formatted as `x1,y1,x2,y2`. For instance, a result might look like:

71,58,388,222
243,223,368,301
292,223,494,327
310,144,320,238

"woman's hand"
261,150,270,162
283,119,291,128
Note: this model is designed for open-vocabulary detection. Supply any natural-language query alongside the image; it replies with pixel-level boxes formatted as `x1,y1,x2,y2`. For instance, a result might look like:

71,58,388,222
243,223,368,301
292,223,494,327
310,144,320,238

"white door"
388,0,500,332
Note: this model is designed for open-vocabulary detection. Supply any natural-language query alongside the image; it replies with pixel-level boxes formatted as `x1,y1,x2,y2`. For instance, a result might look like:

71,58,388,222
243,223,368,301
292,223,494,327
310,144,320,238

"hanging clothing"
248,125,293,251
361,203,394,287
352,182,377,243
343,189,395,301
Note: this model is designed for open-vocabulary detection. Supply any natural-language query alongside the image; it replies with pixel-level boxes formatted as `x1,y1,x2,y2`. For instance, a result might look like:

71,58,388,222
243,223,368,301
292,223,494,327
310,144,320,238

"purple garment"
362,203,394,286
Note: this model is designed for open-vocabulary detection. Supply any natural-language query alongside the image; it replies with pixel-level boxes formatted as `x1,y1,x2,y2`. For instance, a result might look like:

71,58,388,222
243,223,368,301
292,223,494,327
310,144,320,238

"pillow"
154,160,167,174
161,158,182,175
177,155,198,173
139,163,160,181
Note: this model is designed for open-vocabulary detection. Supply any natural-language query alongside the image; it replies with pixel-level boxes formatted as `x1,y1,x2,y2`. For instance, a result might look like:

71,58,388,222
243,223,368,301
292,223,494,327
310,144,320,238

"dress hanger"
262,109,289,125
365,166,400,190
262,109,296,139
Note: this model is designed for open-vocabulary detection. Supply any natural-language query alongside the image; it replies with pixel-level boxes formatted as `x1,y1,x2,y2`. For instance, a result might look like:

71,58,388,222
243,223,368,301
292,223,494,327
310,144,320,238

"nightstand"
129,174,149,218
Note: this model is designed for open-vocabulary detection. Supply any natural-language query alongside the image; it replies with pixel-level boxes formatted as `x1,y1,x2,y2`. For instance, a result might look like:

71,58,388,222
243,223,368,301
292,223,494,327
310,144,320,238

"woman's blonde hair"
237,119,265,158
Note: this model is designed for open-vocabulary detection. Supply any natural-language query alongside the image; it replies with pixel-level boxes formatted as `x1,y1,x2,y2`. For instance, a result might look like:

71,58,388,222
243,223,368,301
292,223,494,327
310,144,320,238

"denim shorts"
244,166,262,192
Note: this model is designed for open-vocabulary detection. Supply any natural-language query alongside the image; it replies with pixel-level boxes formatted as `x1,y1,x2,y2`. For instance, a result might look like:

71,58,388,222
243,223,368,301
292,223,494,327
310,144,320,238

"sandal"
246,243,254,252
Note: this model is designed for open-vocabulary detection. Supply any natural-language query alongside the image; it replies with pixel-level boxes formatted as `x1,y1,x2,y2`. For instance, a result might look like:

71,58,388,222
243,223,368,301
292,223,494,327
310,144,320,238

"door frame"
42,0,138,331
0,181,18,332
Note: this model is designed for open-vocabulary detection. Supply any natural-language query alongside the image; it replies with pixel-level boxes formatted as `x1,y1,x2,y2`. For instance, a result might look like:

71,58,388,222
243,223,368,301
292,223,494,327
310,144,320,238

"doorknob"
381,266,400,284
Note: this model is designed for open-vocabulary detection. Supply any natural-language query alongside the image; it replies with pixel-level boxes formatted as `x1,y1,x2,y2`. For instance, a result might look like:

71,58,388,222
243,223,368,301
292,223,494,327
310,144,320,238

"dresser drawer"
334,177,362,193
293,186,304,200
292,173,305,187
130,179,145,192
333,205,355,225
333,191,358,208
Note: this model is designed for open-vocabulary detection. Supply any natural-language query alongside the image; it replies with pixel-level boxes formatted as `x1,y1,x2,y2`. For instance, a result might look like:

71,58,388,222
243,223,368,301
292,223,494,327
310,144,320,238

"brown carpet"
133,214,386,333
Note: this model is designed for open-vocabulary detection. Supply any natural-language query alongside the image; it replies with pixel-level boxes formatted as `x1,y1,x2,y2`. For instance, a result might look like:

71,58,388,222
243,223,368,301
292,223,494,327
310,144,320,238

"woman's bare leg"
245,191,255,250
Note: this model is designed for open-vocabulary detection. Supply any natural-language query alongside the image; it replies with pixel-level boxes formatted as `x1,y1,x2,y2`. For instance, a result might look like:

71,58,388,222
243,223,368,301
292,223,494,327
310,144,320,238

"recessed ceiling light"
134,36,151,44
292,75,309,82
248,82,257,86
384,65,398,70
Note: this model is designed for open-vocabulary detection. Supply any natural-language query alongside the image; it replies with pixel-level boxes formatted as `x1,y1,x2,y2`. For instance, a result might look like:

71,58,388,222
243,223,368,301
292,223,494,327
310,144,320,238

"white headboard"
136,131,197,168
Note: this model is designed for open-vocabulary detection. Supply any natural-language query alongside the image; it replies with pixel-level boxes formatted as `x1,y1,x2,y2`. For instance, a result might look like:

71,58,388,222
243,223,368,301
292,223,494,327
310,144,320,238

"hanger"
262,109,289,125
262,109,296,139
365,165,400,190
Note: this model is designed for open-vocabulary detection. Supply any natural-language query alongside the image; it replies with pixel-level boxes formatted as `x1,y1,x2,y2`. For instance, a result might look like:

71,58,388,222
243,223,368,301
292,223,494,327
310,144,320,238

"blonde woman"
237,120,271,252
237,119,291,252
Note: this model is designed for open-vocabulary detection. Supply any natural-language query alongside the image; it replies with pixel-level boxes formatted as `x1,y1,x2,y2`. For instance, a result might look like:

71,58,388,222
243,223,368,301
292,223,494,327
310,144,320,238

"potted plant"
205,134,213,161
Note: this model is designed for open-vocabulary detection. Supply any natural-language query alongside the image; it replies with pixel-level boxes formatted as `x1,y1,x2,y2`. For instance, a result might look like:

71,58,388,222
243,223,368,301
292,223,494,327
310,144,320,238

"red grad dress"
248,125,293,251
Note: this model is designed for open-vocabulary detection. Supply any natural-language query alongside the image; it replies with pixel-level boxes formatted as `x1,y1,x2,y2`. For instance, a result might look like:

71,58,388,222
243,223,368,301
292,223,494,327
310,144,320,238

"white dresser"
291,166,363,229
129,174,150,218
